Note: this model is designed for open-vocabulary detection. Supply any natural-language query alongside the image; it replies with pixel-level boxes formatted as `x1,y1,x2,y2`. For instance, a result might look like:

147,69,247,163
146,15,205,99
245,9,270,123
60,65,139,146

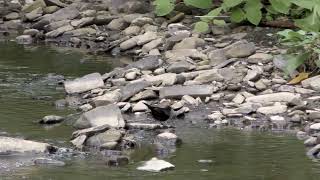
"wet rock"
306,144,320,157
64,73,104,94
70,135,87,149
225,41,255,58
92,90,122,107
126,123,165,130
39,115,64,124
130,90,157,102
120,81,151,101
137,157,175,172
127,56,163,71
16,35,33,45
106,155,129,166
246,92,301,105
296,131,309,141
34,158,65,166
86,128,122,148
167,61,195,74
156,132,180,146
74,104,125,129
304,137,317,146
160,85,214,99
0,137,53,154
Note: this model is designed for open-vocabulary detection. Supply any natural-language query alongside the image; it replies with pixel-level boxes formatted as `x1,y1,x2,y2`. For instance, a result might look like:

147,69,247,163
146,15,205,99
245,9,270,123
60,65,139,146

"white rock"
64,73,104,94
246,92,301,105
137,157,175,172
132,101,148,112
257,104,287,115
232,94,245,104
310,123,320,130
157,132,178,140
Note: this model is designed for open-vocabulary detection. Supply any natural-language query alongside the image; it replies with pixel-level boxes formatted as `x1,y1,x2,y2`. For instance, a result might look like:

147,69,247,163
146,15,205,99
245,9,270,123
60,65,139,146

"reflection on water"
0,42,320,180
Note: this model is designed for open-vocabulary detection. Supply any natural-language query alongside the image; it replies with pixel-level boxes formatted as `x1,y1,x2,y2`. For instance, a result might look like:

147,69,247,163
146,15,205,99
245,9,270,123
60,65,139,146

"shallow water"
0,42,320,180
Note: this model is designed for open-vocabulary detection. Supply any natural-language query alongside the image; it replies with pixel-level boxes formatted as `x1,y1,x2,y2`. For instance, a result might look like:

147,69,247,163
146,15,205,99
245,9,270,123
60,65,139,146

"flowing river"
0,42,320,180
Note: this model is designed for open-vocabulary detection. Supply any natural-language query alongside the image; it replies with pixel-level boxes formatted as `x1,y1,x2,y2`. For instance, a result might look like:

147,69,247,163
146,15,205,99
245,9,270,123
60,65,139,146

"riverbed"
0,42,320,180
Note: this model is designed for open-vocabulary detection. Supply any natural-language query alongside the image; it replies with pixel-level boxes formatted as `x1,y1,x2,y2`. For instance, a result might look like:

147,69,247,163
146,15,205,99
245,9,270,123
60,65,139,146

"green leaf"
200,7,222,22
222,0,243,9
244,0,262,25
291,0,314,10
194,21,209,33
184,0,212,9
285,53,310,74
230,7,245,23
154,0,174,16
213,19,226,26
269,0,291,14
295,13,320,32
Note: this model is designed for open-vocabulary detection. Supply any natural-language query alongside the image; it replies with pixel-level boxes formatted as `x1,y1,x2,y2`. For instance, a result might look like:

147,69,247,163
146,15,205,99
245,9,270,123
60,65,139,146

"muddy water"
0,42,320,180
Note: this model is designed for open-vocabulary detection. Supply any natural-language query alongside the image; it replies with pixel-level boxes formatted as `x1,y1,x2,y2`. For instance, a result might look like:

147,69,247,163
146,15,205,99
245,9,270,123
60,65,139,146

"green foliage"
277,29,320,74
153,0,320,33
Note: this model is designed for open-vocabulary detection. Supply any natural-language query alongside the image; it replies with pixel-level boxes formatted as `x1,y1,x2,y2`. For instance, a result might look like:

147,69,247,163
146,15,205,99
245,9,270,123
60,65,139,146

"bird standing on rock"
143,102,186,122
143,102,172,122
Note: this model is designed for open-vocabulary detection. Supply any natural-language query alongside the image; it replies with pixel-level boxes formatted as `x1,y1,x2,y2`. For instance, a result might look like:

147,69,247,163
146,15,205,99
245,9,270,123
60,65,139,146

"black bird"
143,102,172,122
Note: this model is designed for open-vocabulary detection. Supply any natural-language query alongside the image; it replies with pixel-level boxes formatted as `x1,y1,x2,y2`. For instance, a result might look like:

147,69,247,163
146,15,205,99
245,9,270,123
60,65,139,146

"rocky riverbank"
2,0,320,173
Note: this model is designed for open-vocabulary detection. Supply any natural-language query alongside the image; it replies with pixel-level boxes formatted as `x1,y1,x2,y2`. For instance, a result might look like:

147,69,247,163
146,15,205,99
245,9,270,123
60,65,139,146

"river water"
0,42,320,180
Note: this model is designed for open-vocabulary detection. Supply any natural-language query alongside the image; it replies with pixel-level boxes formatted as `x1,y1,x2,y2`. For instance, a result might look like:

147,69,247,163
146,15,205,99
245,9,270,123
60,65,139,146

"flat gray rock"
127,56,163,71
74,104,125,129
159,85,214,99
64,73,104,94
120,81,151,101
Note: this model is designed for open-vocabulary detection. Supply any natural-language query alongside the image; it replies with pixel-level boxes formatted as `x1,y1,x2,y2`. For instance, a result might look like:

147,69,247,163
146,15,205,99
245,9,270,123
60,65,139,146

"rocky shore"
2,0,320,173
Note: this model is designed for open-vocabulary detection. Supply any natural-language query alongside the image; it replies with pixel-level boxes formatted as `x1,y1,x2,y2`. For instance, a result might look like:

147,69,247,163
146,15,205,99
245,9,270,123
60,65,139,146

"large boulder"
74,104,125,129
64,73,104,94
159,85,214,99
0,137,53,154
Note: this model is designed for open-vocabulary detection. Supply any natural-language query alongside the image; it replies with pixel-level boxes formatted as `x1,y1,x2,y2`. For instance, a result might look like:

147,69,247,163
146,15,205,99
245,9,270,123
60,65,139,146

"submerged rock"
39,115,64,124
137,157,175,172
34,158,65,166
